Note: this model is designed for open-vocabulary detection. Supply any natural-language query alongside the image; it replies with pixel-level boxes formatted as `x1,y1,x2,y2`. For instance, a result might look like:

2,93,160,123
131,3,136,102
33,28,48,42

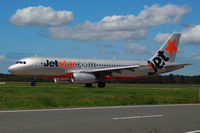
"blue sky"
1,0,200,75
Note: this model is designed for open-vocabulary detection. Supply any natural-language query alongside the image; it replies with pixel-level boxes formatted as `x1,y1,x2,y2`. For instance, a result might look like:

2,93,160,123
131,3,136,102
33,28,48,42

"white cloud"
0,55,7,61
125,43,147,54
154,33,170,44
154,25,200,45
0,55,12,62
48,4,190,41
181,23,196,28
190,53,200,60
96,44,113,48
49,25,147,41
9,6,73,26
181,25,200,44
100,50,115,55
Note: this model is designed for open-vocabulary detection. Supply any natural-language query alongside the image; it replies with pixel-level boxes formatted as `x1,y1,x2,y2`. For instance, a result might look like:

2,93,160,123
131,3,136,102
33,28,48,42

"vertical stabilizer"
150,32,181,62
148,32,181,75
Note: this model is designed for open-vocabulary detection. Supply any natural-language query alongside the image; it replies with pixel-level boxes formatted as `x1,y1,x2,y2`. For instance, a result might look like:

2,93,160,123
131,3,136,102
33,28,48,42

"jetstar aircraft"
8,32,190,87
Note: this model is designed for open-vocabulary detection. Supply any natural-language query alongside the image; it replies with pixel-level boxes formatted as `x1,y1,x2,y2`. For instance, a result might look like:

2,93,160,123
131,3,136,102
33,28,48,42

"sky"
1,0,200,75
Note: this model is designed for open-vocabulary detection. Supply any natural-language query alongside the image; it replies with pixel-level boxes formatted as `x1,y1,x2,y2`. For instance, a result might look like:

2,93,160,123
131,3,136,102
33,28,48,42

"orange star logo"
164,39,178,58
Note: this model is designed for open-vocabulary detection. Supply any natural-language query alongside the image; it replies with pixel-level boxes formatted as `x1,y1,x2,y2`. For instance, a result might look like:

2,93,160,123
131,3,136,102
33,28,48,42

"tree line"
106,74,200,84
0,73,200,84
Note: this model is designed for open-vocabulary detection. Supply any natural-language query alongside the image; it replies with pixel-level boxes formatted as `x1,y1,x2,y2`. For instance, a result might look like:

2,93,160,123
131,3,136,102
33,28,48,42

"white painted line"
0,104,199,113
113,114,164,120
185,130,200,133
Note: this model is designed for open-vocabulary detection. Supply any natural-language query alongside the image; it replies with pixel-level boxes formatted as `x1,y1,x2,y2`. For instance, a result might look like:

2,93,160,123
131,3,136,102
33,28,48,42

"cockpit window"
16,61,22,64
16,61,26,64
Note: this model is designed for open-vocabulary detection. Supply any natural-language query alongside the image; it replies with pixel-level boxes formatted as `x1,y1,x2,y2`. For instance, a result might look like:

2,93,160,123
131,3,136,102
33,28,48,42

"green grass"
0,82,199,109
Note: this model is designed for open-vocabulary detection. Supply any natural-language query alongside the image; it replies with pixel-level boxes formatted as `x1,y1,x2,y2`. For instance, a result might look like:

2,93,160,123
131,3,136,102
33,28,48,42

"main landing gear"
31,77,37,86
84,82,106,88
85,83,93,87
98,82,106,88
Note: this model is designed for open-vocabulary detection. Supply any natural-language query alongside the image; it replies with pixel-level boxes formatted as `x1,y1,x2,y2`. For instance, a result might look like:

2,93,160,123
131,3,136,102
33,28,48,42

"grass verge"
0,82,199,109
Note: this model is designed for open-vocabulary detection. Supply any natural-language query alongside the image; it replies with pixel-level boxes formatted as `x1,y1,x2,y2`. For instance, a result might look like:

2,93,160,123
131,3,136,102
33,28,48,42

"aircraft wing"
76,65,145,74
74,63,191,74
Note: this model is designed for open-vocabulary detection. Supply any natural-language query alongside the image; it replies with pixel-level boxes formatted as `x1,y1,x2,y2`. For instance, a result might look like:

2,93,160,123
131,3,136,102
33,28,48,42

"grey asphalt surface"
0,104,200,133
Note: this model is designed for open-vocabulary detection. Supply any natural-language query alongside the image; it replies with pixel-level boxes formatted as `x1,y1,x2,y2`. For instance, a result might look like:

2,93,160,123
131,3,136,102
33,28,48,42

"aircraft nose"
8,65,14,74
8,65,18,74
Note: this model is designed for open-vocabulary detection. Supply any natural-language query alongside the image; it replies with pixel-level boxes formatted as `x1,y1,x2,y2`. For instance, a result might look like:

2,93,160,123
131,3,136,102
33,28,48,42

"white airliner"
8,32,190,87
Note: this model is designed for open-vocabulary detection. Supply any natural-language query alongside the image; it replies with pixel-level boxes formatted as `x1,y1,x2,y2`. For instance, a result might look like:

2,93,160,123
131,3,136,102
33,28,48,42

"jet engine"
71,73,96,83
54,78,71,83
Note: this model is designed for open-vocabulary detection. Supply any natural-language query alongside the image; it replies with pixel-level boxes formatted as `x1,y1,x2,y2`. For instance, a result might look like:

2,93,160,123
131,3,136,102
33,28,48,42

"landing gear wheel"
85,83,92,87
31,81,36,86
31,77,37,86
98,82,105,88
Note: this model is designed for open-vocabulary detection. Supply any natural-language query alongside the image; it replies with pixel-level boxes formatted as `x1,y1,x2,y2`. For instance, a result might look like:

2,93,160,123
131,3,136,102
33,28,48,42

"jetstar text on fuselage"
43,59,77,68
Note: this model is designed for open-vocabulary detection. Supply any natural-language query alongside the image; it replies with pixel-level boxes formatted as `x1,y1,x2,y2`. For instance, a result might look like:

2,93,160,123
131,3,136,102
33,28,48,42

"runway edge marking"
185,130,200,133
112,114,164,120
0,104,200,113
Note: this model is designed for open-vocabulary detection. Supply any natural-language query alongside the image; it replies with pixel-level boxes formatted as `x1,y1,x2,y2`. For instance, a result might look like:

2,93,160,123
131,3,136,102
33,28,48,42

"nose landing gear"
31,77,37,86
31,81,36,86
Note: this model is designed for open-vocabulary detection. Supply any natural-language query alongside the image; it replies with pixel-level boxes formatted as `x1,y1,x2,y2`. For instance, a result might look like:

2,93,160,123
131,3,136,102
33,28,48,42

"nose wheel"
31,81,36,86
31,77,37,86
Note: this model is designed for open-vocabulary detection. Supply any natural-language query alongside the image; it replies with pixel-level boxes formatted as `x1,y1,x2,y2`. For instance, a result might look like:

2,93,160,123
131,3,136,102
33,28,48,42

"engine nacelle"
71,73,96,83
54,78,71,83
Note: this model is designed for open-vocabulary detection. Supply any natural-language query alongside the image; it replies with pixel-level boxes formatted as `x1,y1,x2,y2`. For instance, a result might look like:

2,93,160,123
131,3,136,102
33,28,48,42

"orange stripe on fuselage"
104,75,142,79
41,72,73,78
42,74,142,80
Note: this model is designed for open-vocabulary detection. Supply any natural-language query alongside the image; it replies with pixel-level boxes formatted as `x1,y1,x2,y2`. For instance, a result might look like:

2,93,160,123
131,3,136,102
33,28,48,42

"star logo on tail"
164,39,178,58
